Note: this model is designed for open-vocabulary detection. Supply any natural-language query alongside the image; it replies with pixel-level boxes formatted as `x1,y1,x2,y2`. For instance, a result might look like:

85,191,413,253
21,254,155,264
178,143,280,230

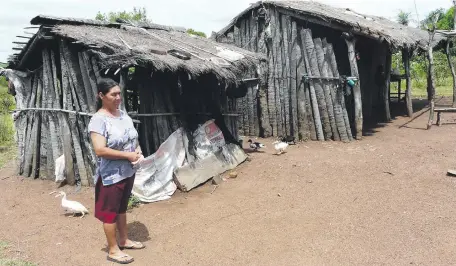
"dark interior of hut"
109,67,241,157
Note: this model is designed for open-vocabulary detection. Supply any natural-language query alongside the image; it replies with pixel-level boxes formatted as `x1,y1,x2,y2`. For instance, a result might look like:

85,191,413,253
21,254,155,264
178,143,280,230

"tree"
95,7,151,24
95,8,207,38
186,28,207,38
397,10,411,26
420,8,455,30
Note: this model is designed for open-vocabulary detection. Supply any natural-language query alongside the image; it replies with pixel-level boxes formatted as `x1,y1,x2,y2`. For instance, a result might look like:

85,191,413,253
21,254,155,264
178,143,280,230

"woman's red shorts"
94,175,135,224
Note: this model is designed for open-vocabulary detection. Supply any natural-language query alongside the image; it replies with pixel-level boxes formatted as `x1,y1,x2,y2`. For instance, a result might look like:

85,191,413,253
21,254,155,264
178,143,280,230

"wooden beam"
402,48,413,117
384,51,392,122
300,28,324,141
427,42,437,129
119,69,128,112
344,35,363,139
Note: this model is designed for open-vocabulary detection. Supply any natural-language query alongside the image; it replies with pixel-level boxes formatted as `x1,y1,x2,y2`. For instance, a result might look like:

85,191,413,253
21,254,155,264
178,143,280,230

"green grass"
390,78,455,98
0,241,36,266
127,195,141,210
0,114,14,146
0,144,16,169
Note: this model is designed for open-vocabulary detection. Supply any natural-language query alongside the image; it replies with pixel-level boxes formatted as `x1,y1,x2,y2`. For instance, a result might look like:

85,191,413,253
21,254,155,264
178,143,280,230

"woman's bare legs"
104,222,132,262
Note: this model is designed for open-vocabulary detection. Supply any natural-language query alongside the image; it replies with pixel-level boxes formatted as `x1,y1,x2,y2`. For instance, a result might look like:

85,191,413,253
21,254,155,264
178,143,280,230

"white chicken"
53,191,89,218
272,141,288,155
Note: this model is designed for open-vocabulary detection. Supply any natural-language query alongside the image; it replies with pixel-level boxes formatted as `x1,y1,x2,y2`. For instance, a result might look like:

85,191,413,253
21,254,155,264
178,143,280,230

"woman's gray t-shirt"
88,110,138,186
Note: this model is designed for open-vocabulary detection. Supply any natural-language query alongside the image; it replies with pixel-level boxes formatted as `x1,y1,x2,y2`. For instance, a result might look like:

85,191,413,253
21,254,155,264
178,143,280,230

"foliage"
420,7,454,30
421,8,446,29
187,28,207,38
95,7,151,24
127,195,141,210
397,10,411,26
0,241,36,266
0,77,15,146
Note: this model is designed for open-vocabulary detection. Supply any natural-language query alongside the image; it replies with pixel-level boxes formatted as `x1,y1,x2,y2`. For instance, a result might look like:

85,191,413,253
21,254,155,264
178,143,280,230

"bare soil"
2,99,456,265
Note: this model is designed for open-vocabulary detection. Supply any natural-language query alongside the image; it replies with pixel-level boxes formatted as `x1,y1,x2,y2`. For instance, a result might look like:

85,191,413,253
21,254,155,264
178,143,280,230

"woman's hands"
126,151,142,162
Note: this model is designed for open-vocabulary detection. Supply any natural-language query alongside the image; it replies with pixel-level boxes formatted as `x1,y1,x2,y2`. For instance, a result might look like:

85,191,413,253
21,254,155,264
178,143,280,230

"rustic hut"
215,1,443,141
3,15,266,186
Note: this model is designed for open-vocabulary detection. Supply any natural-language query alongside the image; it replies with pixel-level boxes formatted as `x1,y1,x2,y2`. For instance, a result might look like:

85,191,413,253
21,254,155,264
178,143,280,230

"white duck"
272,140,289,155
54,191,89,218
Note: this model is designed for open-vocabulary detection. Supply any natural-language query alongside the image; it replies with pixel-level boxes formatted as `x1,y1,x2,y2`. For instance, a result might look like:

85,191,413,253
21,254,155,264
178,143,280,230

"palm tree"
397,10,411,26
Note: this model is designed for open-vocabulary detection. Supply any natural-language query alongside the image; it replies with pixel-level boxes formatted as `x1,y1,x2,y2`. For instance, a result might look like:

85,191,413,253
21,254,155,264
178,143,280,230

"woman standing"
88,78,145,264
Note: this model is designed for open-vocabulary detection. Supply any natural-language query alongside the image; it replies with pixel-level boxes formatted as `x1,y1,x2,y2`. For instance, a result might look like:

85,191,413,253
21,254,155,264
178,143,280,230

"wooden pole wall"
345,37,363,140
213,11,356,142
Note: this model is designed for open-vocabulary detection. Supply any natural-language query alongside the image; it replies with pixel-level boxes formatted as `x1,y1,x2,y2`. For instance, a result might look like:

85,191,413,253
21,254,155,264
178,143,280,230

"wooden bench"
434,108,456,126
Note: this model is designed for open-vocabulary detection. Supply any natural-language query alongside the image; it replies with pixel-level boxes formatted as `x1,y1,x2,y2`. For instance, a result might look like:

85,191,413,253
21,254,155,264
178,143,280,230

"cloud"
0,0,452,63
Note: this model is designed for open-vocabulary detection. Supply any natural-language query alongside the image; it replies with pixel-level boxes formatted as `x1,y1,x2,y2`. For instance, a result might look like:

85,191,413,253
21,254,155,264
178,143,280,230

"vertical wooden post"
290,20,301,140
427,42,437,129
452,0,456,106
402,47,413,117
119,69,128,112
300,28,324,141
445,39,456,107
384,51,392,122
257,62,272,137
344,35,363,139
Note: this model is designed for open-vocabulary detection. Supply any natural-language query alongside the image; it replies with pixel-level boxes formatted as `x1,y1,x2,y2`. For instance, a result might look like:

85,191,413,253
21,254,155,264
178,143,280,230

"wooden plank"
275,9,285,137
23,76,38,177
31,75,43,179
344,37,363,139
325,42,353,141
59,40,76,185
119,69,128,112
281,15,292,136
62,41,90,186
324,42,349,142
434,108,456,112
42,49,59,179
314,38,339,141
78,52,96,113
402,48,413,117
289,19,299,140
81,52,98,104
302,29,328,140
384,50,392,122
267,10,278,136
257,61,271,137
294,22,311,141
251,13,258,53
247,81,255,136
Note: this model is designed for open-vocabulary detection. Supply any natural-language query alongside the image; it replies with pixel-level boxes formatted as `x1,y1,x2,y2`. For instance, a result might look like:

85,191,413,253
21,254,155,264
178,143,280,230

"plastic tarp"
131,128,186,203
132,119,230,201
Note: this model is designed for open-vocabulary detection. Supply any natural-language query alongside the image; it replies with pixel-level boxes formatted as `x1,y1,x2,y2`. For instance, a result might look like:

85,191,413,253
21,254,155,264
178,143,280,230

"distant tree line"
95,7,206,37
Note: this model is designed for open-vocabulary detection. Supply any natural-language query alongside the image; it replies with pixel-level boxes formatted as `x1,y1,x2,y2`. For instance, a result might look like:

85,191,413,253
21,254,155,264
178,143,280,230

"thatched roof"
217,0,443,50
10,15,266,84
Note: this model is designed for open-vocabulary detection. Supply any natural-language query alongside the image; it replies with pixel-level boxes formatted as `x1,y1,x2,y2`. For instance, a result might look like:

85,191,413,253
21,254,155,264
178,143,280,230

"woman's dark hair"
96,78,119,110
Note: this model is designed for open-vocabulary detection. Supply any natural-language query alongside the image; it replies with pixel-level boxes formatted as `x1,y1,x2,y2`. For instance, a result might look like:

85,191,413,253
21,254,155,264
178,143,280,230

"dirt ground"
2,99,456,265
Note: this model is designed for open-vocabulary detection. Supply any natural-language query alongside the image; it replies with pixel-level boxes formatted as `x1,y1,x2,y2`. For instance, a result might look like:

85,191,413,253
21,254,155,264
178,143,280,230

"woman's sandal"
107,253,134,264
119,240,145,250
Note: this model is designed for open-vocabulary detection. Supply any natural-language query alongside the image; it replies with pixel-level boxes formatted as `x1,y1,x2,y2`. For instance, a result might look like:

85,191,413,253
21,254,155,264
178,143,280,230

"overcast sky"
0,0,452,62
